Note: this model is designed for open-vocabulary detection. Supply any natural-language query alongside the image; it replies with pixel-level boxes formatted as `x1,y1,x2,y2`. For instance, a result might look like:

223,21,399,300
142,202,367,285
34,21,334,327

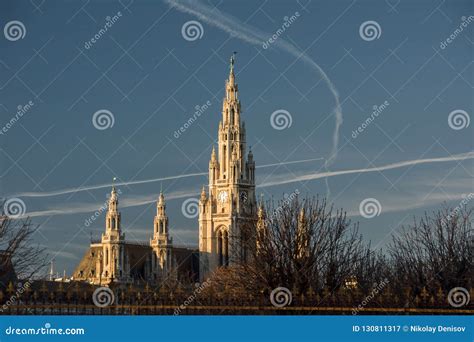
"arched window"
223,145,227,172
223,231,229,266
217,231,223,266
217,229,229,267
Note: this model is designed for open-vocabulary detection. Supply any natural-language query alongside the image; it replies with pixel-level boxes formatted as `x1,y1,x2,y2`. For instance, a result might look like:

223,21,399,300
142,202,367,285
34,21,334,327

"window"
223,231,229,266
217,230,229,267
217,231,223,266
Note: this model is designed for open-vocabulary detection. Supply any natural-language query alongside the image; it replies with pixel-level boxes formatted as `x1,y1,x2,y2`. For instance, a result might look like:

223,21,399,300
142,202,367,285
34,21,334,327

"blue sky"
1,0,472,275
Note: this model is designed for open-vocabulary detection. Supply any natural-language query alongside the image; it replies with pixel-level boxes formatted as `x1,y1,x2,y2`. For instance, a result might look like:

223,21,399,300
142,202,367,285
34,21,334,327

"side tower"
100,186,127,283
150,192,173,281
199,54,257,280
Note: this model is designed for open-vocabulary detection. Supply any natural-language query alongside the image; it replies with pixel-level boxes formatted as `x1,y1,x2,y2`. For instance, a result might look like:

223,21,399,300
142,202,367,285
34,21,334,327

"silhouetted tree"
0,209,47,282
208,196,385,295
388,206,473,295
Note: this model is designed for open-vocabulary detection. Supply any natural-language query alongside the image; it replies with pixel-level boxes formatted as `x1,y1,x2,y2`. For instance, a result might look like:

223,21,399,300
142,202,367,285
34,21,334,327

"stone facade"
73,188,198,285
74,55,255,285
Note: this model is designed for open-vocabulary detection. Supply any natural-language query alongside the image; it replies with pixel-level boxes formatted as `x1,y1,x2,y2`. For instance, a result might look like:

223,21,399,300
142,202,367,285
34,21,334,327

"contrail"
259,151,474,187
164,0,345,175
11,157,324,198
25,190,200,218
21,152,474,218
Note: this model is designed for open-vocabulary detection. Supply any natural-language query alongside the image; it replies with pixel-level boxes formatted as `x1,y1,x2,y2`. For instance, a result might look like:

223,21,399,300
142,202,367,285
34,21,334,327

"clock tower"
199,54,257,280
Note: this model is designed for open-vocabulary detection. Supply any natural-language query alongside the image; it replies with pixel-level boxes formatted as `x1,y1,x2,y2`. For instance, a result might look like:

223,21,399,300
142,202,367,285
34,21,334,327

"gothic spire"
211,145,217,162
226,52,238,96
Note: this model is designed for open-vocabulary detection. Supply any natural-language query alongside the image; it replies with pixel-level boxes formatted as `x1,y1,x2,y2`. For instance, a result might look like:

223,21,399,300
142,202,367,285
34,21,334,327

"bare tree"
388,206,474,295
0,211,47,281
209,196,384,295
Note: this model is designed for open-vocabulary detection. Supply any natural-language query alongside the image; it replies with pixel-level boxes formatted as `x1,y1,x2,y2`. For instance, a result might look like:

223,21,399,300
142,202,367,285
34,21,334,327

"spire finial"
230,51,237,72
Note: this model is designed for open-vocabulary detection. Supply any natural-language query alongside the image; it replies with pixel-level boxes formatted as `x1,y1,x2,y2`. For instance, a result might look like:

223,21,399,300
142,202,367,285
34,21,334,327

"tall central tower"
199,54,257,280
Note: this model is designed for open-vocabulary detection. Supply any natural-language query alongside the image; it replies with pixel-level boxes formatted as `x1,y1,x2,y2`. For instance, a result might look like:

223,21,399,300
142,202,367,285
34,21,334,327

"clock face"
218,190,228,203
240,191,248,203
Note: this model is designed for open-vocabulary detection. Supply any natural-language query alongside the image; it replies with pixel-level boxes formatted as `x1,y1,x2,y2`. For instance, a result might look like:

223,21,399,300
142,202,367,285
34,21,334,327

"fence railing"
0,281,472,315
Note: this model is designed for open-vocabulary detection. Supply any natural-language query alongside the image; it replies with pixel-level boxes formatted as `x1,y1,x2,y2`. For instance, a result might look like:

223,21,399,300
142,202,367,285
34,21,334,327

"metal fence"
0,281,472,315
